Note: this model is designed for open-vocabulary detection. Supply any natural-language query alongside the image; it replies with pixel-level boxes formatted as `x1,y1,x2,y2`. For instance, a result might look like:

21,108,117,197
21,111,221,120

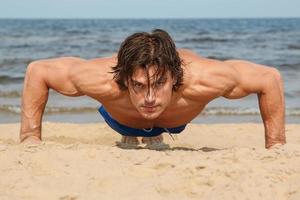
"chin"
139,108,162,120
141,112,160,120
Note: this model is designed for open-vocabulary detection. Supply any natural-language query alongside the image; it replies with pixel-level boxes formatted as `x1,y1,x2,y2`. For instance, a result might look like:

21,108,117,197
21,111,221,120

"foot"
121,136,139,145
141,135,163,145
142,135,169,150
116,136,140,149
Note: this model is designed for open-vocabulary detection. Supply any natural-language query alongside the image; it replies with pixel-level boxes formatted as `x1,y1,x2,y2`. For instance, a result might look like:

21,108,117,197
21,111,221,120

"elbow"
25,61,47,80
26,61,43,74
268,67,283,84
24,61,49,89
260,68,283,93
265,67,283,85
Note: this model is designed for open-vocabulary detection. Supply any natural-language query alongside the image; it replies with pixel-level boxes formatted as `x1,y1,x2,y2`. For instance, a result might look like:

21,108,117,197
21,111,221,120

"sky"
0,0,300,19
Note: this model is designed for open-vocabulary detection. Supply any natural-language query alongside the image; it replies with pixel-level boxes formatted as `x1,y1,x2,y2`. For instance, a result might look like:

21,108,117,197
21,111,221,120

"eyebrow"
157,76,167,82
131,79,146,84
131,75,167,84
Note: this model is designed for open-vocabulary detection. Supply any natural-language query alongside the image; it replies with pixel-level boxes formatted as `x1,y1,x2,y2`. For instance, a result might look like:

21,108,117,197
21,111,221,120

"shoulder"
31,56,86,69
177,48,203,63
70,55,122,101
70,55,117,80
178,48,231,73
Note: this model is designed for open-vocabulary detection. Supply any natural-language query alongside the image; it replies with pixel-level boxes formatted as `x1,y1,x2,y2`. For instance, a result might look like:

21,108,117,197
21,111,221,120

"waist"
99,105,187,129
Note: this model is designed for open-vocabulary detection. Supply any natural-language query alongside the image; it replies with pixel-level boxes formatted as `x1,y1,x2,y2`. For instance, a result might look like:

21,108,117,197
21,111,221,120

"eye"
155,79,166,87
133,82,143,89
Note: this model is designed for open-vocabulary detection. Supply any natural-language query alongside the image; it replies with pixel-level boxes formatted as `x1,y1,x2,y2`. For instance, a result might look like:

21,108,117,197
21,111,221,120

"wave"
202,107,300,116
65,29,91,35
177,37,230,43
0,91,21,98
205,56,233,61
0,58,33,68
287,44,300,50
203,107,260,115
0,105,97,114
1,105,300,116
8,44,34,49
278,63,300,70
0,75,24,84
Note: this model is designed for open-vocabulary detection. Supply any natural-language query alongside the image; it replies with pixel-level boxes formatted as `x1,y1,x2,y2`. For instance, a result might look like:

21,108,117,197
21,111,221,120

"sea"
0,18,299,124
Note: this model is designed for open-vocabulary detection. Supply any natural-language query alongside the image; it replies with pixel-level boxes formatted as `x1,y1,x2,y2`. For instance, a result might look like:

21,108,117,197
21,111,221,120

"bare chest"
101,97,206,129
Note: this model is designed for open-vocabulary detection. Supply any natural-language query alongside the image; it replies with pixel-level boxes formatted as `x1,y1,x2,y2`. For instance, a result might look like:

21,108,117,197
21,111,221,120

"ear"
172,77,177,85
124,79,128,87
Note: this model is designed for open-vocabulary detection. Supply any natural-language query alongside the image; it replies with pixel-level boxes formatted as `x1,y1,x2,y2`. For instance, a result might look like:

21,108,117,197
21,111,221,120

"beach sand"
0,122,299,200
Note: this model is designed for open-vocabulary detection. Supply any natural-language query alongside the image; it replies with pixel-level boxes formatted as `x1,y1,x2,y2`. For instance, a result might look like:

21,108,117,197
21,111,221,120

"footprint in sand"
59,195,78,200
195,166,206,170
0,144,7,151
153,163,175,170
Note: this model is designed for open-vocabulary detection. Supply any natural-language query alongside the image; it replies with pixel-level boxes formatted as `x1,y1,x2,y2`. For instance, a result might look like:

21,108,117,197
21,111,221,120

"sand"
0,122,299,200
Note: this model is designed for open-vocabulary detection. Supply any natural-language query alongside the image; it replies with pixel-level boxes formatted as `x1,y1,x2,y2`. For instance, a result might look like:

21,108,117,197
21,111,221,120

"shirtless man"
20,29,286,149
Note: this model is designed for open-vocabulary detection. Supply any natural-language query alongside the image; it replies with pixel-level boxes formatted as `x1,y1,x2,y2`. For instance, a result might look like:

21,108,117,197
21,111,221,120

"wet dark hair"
111,29,184,91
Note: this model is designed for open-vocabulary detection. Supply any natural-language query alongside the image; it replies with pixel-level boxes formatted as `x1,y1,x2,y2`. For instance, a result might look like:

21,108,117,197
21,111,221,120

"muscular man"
20,29,286,149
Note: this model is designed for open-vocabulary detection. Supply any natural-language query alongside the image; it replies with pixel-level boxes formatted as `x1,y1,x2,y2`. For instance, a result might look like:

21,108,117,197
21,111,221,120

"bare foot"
142,135,169,150
121,136,139,145
116,135,169,150
116,136,140,149
141,135,163,145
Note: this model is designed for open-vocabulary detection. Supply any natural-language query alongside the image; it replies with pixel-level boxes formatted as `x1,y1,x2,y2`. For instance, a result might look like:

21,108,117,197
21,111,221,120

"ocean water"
0,18,299,124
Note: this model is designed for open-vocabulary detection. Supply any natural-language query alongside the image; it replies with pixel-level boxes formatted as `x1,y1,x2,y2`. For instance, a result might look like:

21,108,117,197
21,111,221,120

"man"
20,29,286,149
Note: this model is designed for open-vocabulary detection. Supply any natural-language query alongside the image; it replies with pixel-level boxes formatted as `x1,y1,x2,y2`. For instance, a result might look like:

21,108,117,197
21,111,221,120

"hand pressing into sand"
268,143,285,150
21,136,41,144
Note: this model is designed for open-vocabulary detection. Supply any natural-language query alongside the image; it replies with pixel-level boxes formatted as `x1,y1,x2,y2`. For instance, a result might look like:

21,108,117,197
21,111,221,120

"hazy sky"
1,0,300,19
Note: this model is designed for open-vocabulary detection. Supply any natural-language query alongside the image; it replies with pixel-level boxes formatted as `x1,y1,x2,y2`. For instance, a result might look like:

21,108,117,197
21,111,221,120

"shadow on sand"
115,141,224,152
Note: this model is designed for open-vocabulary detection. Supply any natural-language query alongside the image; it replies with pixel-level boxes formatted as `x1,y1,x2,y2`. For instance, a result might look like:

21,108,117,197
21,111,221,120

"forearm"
258,71,286,149
20,62,49,142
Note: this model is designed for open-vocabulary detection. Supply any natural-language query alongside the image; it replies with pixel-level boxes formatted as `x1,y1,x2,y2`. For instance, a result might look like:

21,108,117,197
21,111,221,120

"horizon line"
0,16,300,20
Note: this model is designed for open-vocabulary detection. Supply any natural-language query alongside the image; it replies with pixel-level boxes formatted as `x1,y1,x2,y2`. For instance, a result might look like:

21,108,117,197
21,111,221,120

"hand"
21,136,41,144
268,143,285,150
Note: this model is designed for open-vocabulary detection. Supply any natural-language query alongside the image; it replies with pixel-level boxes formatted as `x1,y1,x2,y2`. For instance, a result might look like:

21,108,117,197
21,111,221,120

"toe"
122,136,139,145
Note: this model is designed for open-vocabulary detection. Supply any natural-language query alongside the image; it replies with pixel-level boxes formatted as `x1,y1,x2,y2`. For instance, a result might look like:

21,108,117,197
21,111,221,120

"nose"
145,88,156,106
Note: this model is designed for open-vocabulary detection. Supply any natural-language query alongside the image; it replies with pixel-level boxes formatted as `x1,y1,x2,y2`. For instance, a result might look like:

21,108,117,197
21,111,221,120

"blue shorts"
98,106,186,137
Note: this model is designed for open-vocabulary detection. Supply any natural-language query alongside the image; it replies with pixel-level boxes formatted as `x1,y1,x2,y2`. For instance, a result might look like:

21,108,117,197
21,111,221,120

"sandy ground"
0,122,299,200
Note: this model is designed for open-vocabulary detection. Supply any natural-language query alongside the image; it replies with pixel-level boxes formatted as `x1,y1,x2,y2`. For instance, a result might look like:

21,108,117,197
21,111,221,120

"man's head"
112,29,183,120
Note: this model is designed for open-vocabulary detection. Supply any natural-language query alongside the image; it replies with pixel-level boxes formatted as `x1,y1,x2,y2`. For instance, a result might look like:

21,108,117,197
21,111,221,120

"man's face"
127,66,175,120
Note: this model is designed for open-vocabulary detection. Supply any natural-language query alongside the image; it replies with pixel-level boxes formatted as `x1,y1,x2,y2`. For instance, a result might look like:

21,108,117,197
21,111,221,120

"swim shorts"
98,105,186,137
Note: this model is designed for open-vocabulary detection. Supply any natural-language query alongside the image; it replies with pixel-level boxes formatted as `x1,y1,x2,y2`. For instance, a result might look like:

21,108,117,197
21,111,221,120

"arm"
20,57,85,143
257,68,286,148
223,60,286,149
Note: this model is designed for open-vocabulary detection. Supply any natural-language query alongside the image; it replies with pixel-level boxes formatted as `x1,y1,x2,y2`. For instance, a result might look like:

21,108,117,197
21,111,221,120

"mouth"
141,106,158,113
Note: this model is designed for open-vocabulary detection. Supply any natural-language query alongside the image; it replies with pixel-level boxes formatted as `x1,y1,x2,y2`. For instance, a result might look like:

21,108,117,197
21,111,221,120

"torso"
72,49,237,129
101,91,207,128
